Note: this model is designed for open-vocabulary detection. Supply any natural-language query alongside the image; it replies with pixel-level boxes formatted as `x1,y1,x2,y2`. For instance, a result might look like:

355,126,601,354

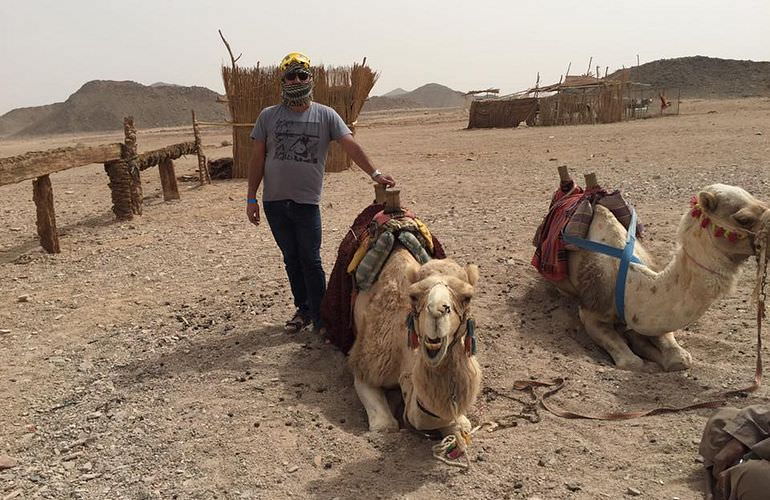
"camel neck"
411,342,480,420
624,232,740,334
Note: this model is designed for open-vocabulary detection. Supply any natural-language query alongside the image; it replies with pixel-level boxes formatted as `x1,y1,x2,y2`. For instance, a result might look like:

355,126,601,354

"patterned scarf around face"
281,62,313,107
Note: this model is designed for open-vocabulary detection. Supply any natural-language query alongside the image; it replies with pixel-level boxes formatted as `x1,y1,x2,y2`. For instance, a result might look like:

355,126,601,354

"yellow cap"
279,52,311,72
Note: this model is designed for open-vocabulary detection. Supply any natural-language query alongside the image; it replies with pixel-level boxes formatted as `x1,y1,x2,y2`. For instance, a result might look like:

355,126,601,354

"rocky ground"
1,98,769,499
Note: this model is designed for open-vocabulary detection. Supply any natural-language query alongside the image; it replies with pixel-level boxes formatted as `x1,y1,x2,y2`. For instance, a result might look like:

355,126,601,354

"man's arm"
337,134,395,187
246,140,266,225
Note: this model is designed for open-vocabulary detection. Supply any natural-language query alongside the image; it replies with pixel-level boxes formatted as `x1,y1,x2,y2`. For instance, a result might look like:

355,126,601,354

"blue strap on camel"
562,207,643,323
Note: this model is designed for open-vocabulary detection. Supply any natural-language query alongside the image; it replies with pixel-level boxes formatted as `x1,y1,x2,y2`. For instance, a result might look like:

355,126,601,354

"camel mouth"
423,337,445,360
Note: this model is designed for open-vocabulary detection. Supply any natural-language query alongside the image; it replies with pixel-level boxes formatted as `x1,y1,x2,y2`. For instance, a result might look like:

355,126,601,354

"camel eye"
733,214,754,227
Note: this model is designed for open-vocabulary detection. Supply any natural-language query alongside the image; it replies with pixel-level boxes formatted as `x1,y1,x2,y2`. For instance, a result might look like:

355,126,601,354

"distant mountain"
402,83,466,108
363,83,466,112
0,80,227,137
0,102,64,137
149,81,183,88
609,56,770,98
382,87,408,97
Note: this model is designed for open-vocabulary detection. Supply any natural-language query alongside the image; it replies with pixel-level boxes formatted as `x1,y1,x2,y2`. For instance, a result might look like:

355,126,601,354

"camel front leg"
625,330,665,369
579,307,652,372
441,415,471,436
354,376,399,432
650,332,692,371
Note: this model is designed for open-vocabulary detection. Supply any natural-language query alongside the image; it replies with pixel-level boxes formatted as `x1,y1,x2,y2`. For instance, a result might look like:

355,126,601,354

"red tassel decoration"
701,217,710,228
714,227,725,238
727,232,738,243
409,330,419,350
691,208,702,218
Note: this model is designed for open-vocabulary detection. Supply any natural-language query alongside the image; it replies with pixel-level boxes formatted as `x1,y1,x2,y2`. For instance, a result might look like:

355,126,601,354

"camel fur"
554,183,769,372
349,246,481,443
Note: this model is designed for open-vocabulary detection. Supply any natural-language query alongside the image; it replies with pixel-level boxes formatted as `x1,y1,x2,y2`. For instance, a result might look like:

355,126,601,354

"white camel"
349,247,481,445
554,183,768,371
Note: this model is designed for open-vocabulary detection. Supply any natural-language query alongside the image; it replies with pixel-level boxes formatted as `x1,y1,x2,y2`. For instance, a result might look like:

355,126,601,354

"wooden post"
584,172,599,189
384,190,401,214
32,174,60,253
374,184,387,204
158,158,180,201
192,110,210,185
123,117,142,215
104,160,134,220
557,165,571,182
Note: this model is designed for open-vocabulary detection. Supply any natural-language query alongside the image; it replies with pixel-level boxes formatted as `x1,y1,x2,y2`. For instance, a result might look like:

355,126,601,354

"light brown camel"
349,247,481,446
554,183,769,371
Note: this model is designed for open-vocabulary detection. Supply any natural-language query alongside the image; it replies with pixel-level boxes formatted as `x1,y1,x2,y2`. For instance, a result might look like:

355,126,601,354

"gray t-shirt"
250,102,351,205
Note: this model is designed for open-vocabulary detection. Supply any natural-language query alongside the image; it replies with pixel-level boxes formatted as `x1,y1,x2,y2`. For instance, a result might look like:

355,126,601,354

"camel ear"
465,264,479,287
698,191,718,213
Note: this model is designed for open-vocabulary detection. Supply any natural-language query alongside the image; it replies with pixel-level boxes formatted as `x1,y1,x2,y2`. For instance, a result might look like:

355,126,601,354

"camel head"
407,259,479,368
682,184,769,262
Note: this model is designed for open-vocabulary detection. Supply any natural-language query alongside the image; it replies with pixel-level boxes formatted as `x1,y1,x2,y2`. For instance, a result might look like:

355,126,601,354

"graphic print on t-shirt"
273,119,320,164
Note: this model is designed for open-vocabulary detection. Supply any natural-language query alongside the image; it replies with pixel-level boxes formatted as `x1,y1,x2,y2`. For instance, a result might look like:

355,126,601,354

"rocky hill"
363,83,466,112
382,87,408,97
611,56,770,98
0,103,64,137
0,80,227,137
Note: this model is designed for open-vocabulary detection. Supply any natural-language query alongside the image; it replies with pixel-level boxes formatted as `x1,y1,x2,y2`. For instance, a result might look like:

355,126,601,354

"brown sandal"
285,310,310,333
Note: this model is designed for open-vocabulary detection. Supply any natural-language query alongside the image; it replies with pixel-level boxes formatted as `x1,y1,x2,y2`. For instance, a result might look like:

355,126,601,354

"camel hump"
586,205,627,249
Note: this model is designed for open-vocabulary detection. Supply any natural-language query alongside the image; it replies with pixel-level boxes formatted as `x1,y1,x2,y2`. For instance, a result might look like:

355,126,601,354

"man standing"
246,52,395,333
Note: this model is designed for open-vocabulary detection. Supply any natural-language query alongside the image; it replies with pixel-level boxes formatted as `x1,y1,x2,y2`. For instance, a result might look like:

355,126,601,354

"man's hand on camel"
374,173,396,188
247,200,260,226
712,438,748,492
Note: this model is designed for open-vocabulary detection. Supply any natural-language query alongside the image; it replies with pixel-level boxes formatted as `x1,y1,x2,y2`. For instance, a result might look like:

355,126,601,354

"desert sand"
1,98,769,499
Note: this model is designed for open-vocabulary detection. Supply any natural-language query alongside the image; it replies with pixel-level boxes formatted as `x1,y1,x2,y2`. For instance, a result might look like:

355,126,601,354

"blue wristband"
247,198,258,203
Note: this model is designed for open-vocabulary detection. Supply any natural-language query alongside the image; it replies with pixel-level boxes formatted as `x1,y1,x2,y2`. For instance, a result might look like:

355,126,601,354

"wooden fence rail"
0,114,210,254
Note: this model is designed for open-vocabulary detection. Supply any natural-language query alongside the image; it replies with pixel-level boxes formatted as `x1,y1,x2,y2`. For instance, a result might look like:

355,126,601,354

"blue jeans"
263,200,325,327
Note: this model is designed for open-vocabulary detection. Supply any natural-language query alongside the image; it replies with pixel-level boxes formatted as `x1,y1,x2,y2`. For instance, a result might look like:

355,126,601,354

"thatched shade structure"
221,61,378,178
466,69,677,129
467,98,538,129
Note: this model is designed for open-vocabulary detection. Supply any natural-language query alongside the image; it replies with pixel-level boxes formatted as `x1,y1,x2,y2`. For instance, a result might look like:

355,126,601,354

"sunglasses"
285,71,310,82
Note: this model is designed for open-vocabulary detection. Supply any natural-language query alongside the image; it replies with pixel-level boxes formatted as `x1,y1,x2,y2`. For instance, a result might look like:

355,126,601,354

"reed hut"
221,61,378,178
467,97,538,129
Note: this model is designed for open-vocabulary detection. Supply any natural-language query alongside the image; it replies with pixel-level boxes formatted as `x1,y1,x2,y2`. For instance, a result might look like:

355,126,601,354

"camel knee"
661,347,692,371
652,334,692,371
354,377,399,432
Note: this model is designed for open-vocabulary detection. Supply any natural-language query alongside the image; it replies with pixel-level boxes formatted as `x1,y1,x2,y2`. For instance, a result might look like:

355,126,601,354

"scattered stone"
0,455,19,470
61,452,83,462
627,486,642,496
755,132,763,136
287,465,299,473
0,329,11,335
16,295,30,303
694,455,704,464
78,360,94,372
313,455,323,468
565,482,581,492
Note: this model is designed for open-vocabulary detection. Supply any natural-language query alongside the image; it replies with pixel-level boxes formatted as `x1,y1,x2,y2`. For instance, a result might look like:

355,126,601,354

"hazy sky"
1,0,768,114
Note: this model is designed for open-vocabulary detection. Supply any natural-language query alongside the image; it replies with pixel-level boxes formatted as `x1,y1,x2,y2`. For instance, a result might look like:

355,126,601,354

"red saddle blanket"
531,180,640,282
320,204,445,354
